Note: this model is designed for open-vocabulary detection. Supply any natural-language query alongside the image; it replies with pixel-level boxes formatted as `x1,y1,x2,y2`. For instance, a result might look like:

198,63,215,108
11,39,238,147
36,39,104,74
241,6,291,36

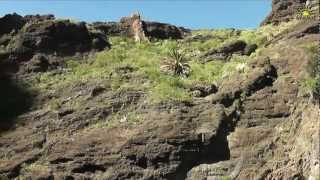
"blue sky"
0,0,271,29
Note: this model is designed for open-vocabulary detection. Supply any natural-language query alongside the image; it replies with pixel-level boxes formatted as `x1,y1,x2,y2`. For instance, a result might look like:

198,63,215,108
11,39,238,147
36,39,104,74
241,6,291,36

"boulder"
90,31,110,50
23,54,50,73
201,40,248,62
219,40,247,54
189,83,218,97
243,44,258,56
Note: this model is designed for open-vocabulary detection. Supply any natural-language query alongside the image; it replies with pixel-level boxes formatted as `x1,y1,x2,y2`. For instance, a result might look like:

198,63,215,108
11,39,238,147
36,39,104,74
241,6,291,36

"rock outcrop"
89,14,190,40
201,40,257,62
0,13,56,36
0,13,110,74
0,13,25,36
261,0,319,25
7,20,92,58
144,21,188,40
89,22,125,36
123,13,148,42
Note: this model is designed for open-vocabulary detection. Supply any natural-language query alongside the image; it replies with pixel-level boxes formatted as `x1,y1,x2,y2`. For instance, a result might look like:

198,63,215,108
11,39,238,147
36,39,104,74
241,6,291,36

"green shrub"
307,55,320,78
302,53,320,101
160,48,191,77
302,77,320,92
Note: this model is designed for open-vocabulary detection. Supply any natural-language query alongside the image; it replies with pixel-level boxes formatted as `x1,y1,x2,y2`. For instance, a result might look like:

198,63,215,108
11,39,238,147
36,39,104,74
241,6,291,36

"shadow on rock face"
0,76,34,132
172,115,232,180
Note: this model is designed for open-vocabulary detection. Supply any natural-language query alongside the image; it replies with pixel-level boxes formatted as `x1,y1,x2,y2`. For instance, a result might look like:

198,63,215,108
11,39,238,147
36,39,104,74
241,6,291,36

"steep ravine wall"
0,0,319,179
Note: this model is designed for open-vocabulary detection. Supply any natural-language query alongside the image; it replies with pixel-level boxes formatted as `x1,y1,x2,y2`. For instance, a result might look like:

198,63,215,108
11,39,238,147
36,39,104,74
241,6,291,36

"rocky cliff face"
261,0,319,25
0,13,110,75
0,13,189,75
0,4,319,180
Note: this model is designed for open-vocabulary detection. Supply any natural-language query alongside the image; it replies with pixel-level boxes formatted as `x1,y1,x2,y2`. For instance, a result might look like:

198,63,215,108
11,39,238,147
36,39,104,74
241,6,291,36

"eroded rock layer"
0,4,319,180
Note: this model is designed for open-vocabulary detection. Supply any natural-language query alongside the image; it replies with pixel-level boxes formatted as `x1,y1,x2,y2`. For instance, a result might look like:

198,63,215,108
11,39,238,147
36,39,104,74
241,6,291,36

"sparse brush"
302,54,320,102
301,77,320,101
160,48,191,77
307,54,320,78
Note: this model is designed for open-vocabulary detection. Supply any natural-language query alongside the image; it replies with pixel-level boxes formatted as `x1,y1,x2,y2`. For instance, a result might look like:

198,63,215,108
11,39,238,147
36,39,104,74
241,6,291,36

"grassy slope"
33,20,300,100
21,20,318,129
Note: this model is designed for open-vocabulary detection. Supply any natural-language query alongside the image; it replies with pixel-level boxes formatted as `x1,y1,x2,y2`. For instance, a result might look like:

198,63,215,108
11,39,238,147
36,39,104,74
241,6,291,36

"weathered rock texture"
0,13,110,74
201,40,257,62
0,8,319,180
0,13,25,36
261,0,319,25
89,14,190,40
121,12,148,42
143,21,189,40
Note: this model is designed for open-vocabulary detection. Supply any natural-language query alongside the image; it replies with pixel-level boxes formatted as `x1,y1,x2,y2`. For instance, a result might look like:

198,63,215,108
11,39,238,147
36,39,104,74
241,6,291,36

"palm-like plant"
160,48,191,77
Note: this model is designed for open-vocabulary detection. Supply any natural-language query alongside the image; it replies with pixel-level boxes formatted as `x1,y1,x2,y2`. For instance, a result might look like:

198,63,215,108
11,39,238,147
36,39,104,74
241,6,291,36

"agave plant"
160,48,191,77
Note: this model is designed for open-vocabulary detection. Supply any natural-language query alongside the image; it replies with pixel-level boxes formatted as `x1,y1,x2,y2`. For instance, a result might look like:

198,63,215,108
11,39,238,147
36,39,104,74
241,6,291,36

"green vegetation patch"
31,21,300,104
239,20,300,46
31,36,252,103
300,42,320,101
